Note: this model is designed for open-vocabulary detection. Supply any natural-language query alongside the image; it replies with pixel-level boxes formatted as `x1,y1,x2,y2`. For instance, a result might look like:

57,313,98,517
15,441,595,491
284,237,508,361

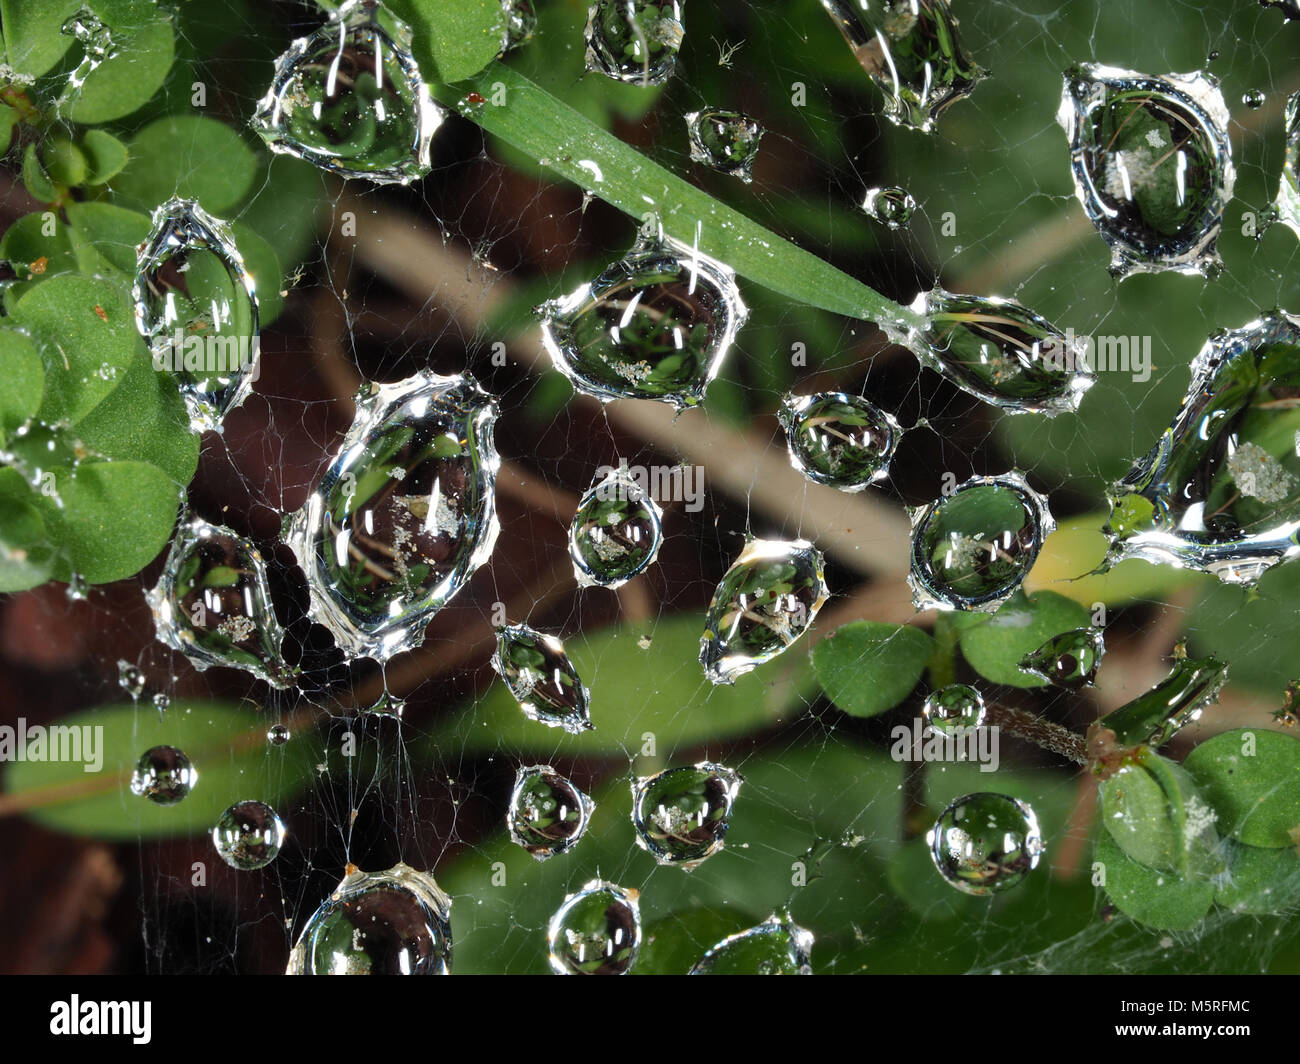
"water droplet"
1018,627,1105,689
286,862,452,974
909,473,1054,612
862,185,916,230
251,0,443,184
133,197,260,433
700,538,828,685
1261,0,1300,20
818,0,985,131
146,516,296,688
499,0,537,53
538,230,748,409
213,799,285,870
882,288,1094,415
282,372,500,663
1269,91,1300,240
58,6,118,112
492,624,593,732
1104,311,1300,584
267,723,291,745
0,421,95,510
688,911,814,974
584,0,684,85
547,880,641,975
685,108,763,182
1243,89,1266,109
130,745,196,805
927,792,1044,895
360,689,405,719
1095,647,1227,748
569,466,664,588
922,683,986,734
64,572,88,601
117,660,147,700
151,692,170,716
1058,64,1234,278
778,391,901,491
631,761,742,868
507,764,596,859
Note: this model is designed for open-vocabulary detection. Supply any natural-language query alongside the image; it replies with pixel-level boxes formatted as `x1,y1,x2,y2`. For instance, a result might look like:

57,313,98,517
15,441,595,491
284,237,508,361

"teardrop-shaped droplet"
1058,63,1234,278
922,683,986,734
547,880,641,975
819,0,985,132
213,799,285,870
569,466,664,588
492,624,593,732
286,862,452,974
778,392,901,491
1018,627,1105,689
688,911,814,975
631,761,742,869
58,6,118,111
584,0,684,85
499,0,537,53
132,198,260,433
700,538,828,685
117,659,147,700
1094,647,1227,749
130,745,196,806
908,473,1055,612
1104,312,1300,584
508,764,596,860
927,792,1043,895
282,372,500,663
862,185,916,230
883,288,1094,415
145,516,297,688
685,108,763,182
251,0,443,184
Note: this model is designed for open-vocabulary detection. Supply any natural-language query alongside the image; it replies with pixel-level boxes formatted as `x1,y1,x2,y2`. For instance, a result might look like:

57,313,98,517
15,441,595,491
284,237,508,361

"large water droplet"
492,624,593,732
778,391,901,491
251,0,443,184
927,792,1044,895
922,683,986,734
1058,63,1234,278
213,799,285,870
130,746,196,805
631,761,742,869
686,108,763,182
584,0,684,85
286,862,452,974
688,911,814,975
538,230,748,410
133,198,260,433
1104,311,1300,584
1268,92,1300,241
569,466,664,588
146,516,297,688
547,880,641,975
499,0,537,53
282,372,500,663
862,185,916,230
908,473,1055,612
818,0,985,132
1018,627,1105,689
508,764,596,860
700,538,828,685
1094,646,1227,749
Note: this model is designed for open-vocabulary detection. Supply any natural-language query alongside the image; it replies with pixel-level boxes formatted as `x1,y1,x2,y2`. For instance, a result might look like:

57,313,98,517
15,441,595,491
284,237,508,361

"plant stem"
986,704,1089,766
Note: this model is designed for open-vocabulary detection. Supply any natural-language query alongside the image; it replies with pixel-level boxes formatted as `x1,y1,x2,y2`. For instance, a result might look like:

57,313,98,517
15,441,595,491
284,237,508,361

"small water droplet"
688,911,814,974
267,723,291,745
1243,89,1266,109
492,623,593,732
151,692,170,717
508,764,596,859
547,880,641,975
213,799,285,870
778,391,901,491
584,0,684,85
130,745,196,805
65,572,88,601
685,108,763,182
569,466,664,588
1018,627,1106,689
360,689,405,719
862,185,916,229
927,792,1044,895
499,0,537,53
631,761,742,869
922,683,986,734
117,660,146,700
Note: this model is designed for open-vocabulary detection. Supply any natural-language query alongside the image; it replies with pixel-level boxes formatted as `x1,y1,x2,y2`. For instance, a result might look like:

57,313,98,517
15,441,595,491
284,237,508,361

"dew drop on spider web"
685,108,764,182
213,799,285,871
117,660,147,700
499,0,537,54
631,761,742,868
688,911,814,975
927,792,1044,896
507,764,596,860
1018,627,1106,689
862,185,916,229
569,465,664,588
923,683,986,734
584,0,684,86
267,723,291,746
1243,89,1266,109
778,391,901,491
547,880,641,975
130,745,196,806
57,5,118,113
492,623,593,733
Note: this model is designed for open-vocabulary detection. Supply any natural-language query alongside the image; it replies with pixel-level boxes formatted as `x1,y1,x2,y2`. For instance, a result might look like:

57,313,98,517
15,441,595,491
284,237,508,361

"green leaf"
1184,729,1300,848
65,200,149,275
812,621,933,718
0,102,18,154
391,0,508,83
637,909,753,976
953,590,1090,687
0,326,45,434
113,115,257,215
80,128,128,184
21,141,56,202
886,838,981,922
1095,832,1215,931
1214,840,1300,915
0,0,81,78
0,467,55,592
39,133,85,187
65,11,174,124
0,211,75,280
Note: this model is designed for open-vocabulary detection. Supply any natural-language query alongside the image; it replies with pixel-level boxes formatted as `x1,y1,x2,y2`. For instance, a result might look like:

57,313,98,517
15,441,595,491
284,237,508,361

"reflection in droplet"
584,0,684,85
569,466,664,588
547,880,641,975
922,684,986,734
492,624,593,732
1268,91,1300,241
686,108,763,182
130,746,196,805
632,761,742,869
267,723,291,745
927,792,1043,895
778,391,901,491
499,0,537,53
862,185,916,230
1018,627,1106,689
508,764,596,860
213,799,285,870
688,911,814,974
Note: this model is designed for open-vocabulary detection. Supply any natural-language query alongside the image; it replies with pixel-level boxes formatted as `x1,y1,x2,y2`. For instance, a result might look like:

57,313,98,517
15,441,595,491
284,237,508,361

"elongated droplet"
569,466,664,588
818,0,985,132
539,230,748,410
287,863,452,974
908,473,1055,612
778,391,901,491
927,792,1043,895
213,799,285,870
547,880,641,975
117,660,147,700
360,689,405,719
1058,63,1234,278
686,109,763,182
1104,312,1300,584
492,624,593,732
133,198,260,433
130,746,196,805
1018,627,1105,689
282,372,500,664
146,516,297,688
508,764,596,860
1268,92,1300,241
922,683,986,734
584,0,684,85
862,185,916,230
688,912,814,975
883,288,1094,415
58,6,118,112
1094,647,1227,749
632,761,742,869
500,0,537,53
251,0,443,184
701,538,828,685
